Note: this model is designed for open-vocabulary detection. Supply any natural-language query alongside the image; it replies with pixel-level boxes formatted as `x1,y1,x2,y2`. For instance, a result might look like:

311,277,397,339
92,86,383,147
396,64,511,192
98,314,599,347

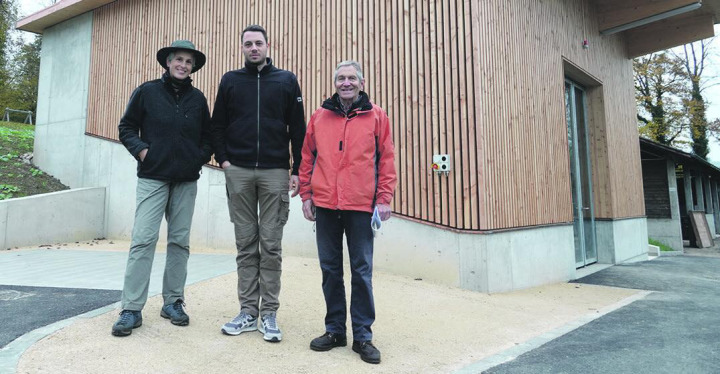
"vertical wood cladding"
86,0,645,231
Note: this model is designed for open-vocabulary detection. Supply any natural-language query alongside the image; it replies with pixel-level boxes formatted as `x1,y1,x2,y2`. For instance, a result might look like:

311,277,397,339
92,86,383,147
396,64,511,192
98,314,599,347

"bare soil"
0,122,68,199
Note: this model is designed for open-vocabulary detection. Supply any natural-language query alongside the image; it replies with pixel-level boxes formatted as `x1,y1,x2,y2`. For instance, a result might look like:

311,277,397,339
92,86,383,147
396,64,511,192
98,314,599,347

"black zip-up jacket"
211,58,306,175
118,72,213,182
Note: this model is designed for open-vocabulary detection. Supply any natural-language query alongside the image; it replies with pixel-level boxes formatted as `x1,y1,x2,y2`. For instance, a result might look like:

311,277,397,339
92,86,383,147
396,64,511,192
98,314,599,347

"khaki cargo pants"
224,166,290,317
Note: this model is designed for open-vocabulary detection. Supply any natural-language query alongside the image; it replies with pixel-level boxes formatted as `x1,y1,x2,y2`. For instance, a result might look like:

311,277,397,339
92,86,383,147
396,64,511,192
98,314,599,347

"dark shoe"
160,299,190,326
111,310,142,337
310,332,347,351
352,340,381,364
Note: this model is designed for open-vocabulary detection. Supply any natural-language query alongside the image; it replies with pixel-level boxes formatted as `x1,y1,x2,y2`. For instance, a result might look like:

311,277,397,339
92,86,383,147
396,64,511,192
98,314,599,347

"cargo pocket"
277,193,290,226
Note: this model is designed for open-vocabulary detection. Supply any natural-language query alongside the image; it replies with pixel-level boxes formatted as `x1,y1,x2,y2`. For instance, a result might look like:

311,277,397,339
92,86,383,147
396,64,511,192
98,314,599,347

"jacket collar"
321,91,373,117
161,72,193,94
244,58,275,75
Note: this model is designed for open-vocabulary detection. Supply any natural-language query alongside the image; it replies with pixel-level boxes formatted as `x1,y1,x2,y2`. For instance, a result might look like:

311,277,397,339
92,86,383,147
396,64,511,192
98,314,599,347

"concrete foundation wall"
596,218,649,264
647,218,683,251
458,225,576,293
33,13,92,188
0,188,105,249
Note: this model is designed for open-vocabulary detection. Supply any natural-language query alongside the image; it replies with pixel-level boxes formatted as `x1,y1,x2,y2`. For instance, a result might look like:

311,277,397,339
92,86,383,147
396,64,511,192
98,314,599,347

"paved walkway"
4,240,710,373
0,248,236,290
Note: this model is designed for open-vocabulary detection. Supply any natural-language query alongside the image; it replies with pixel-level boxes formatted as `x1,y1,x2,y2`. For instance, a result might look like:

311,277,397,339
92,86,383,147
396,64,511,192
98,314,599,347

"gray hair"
167,51,196,69
333,60,364,82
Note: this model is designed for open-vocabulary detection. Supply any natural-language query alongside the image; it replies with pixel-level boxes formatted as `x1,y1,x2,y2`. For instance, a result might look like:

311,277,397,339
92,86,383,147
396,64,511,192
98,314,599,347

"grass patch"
0,121,68,200
649,238,675,252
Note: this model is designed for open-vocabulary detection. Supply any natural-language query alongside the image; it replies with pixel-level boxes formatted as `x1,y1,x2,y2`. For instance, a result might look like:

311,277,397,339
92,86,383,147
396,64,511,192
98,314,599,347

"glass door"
564,79,598,267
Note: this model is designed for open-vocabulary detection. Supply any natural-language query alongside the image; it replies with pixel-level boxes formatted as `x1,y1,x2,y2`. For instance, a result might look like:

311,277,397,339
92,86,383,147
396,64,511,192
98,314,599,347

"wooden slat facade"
86,0,645,231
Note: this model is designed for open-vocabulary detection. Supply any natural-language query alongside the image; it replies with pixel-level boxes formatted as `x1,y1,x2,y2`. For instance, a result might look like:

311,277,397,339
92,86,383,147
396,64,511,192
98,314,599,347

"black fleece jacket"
211,58,306,175
118,73,213,182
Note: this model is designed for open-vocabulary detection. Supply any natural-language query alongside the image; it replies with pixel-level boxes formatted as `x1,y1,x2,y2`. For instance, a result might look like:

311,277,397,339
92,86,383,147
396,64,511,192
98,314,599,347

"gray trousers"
121,178,198,311
224,166,290,317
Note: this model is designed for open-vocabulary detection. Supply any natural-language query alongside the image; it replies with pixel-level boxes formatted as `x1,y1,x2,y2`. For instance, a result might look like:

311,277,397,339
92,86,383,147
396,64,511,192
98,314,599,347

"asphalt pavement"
483,255,720,374
0,285,120,348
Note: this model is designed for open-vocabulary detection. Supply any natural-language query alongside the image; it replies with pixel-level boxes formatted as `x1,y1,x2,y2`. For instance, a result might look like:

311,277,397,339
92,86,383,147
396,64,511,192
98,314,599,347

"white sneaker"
221,311,257,336
258,313,282,342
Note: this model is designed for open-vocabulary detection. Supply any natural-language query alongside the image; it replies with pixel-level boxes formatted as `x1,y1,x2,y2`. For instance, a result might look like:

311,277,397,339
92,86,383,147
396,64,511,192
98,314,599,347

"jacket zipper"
256,72,260,167
337,114,351,210
174,92,180,168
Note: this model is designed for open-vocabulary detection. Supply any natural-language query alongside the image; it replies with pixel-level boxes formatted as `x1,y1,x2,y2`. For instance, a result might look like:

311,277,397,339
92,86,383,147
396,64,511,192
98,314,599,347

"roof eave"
15,0,115,34
640,137,720,175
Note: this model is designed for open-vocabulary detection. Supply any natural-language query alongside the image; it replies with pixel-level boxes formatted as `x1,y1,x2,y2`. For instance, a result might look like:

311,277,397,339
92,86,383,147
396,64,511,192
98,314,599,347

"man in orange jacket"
298,60,397,365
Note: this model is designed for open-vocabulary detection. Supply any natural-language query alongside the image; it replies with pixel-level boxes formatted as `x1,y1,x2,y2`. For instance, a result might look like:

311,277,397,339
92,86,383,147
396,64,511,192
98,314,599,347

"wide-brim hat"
156,40,206,73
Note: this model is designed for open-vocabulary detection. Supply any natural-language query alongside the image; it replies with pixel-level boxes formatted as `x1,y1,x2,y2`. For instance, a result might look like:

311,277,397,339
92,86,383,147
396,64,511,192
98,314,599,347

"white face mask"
371,207,382,238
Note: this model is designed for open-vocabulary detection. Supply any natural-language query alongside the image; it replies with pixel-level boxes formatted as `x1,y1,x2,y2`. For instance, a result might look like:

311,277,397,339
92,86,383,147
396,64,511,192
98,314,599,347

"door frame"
565,78,598,268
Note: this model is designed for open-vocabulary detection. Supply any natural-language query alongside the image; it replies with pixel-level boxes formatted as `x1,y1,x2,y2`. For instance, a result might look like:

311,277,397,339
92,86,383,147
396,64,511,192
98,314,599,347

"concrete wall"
457,225,577,293
33,12,93,188
81,136,239,250
706,214,716,238
647,218,683,251
0,188,105,249
596,218,649,264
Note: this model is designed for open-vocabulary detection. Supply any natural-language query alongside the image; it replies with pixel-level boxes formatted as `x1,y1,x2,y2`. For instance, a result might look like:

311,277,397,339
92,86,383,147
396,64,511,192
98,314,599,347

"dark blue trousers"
315,207,375,342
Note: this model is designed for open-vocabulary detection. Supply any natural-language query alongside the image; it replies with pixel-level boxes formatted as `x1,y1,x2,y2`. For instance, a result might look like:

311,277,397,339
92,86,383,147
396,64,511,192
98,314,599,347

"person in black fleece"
112,40,212,337
212,24,306,343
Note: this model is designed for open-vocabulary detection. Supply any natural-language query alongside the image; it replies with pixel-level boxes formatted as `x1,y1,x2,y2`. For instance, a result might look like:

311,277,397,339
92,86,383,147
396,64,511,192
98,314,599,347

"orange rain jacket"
299,92,397,213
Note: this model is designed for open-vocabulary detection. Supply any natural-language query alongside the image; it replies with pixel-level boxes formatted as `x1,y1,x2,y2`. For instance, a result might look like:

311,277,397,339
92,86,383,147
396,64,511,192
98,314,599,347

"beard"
246,56,264,66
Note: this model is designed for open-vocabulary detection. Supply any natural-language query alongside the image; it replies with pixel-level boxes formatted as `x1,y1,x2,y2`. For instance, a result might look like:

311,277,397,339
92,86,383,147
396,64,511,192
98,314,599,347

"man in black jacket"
212,24,306,343
112,40,213,337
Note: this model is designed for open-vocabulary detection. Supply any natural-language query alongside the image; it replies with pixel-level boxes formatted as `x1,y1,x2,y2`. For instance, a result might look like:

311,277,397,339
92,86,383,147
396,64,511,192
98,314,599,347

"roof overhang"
15,0,115,34
17,0,720,58
592,0,720,58
640,137,720,176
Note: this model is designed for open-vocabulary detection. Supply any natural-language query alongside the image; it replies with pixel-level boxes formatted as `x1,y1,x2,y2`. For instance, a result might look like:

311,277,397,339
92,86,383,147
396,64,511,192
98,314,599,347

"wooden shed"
640,138,720,251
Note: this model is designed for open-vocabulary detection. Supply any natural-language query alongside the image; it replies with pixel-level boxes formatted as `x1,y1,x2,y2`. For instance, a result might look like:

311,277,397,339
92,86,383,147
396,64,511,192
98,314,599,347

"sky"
700,26,720,164
13,1,720,161
18,1,47,18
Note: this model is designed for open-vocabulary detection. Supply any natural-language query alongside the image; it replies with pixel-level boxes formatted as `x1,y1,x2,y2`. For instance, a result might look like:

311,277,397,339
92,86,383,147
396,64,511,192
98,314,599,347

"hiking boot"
111,310,142,337
310,332,347,351
352,340,381,364
160,299,190,326
221,311,257,336
258,313,282,342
